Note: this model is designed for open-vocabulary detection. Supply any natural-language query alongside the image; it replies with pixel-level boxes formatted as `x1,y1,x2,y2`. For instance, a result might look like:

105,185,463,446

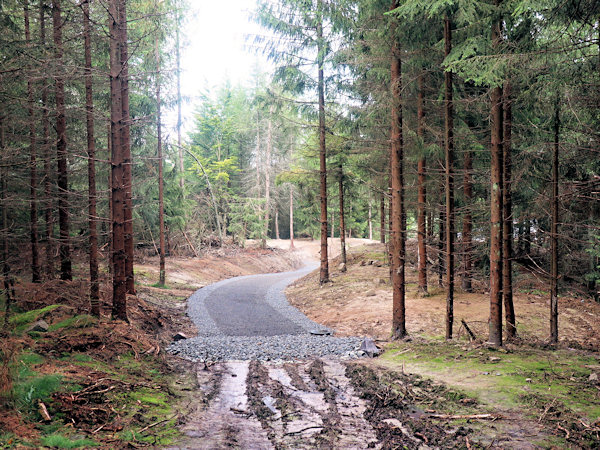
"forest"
0,0,599,447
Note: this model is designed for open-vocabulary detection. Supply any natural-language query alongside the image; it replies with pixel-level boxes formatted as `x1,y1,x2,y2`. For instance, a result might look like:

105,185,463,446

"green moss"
48,315,97,332
40,434,98,448
381,342,600,421
10,305,61,333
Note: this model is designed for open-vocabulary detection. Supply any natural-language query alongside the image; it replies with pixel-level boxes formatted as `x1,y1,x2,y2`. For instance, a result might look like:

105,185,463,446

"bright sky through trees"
175,0,271,133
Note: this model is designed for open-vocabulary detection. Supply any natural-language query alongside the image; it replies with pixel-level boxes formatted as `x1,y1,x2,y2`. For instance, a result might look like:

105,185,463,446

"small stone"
373,261,383,267
173,332,188,341
310,329,332,336
27,320,49,333
365,290,377,297
360,260,367,266
368,260,374,265
489,356,501,363
482,372,490,375
525,378,533,383
338,263,347,272
589,373,599,383
360,338,381,357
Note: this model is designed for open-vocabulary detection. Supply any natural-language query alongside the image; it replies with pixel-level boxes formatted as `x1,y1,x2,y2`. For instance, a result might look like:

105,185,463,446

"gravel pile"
167,265,367,361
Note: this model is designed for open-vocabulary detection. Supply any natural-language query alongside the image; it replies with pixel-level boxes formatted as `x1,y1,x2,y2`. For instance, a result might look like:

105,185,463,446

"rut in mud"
176,359,379,449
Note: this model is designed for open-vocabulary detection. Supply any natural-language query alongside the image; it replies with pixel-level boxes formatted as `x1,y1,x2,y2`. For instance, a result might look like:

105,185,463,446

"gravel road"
168,264,364,361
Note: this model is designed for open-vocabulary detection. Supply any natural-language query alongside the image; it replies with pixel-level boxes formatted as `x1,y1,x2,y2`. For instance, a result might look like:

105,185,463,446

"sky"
170,0,272,134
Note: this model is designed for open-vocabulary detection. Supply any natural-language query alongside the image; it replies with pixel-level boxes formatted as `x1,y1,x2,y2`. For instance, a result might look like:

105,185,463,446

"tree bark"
119,0,135,295
83,0,99,316
380,193,385,244
444,16,455,339
1,117,12,327
438,201,444,288
338,164,347,271
317,0,329,284
390,0,406,339
40,0,54,279
489,1,504,347
53,0,72,281
156,33,166,287
289,185,294,249
417,74,427,295
275,209,280,240
368,201,373,240
109,0,127,321
503,82,516,339
550,98,560,344
265,106,273,241
176,6,184,189
25,0,40,283
462,148,473,292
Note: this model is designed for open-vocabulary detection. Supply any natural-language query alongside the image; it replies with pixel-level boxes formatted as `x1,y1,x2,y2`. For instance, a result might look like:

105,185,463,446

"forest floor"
0,246,301,448
286,241,600,448
2,240,599,448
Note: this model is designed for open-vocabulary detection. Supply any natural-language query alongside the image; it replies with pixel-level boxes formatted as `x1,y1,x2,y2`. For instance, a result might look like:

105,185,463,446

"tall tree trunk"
380,193,385,244
503,82,516,339
390,0,405,339
444,16,455,339
83,0,99,316
317,0,329,284
275,209,280,239
289,185,294,249
438,201,444,288
417,74,427,295
109,0,127,321
53,0,72,281
368,201,373,240
550,99,560,343
25,0,40,283
40,0,54,279
462,148,473,292
489,1,504,347
338,164,347,271
176,6,184,189
119,0,135,295
1,118,12,327
156,33,166,287
265,107,273,241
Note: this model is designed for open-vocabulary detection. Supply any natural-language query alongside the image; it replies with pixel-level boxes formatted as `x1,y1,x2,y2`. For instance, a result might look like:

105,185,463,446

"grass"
381,341,600,421
40,434,98,448
48,315,97,332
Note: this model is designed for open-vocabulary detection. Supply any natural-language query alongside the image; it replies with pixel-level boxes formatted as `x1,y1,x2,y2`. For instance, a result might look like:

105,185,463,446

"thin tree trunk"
40,0,54,279
462,148,473,292
317,0,329,284
107,123,112,276
380,193,385,244
275,209,280,239
417,74,427,295
489,1,504,347
25,0,40,283
83,0,99,315
368,201,373,240
176,6,184,189
119,0,135,295
53,0,72,281
438,202,444,288
444,15,455,339
289,185,294,249
390,0,405,339
109,0,127,321
550,98,560,344
265,107,273,242
339,165,347,271
156,33,166,287
503,82,516,339
1,118,12,327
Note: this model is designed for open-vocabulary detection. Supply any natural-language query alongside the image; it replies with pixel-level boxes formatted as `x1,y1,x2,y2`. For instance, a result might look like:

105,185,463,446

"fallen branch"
38,401,51,421
461,319,477,341
284,425,324,436
557,424,570,439
427,413,495,420
139,414,178,433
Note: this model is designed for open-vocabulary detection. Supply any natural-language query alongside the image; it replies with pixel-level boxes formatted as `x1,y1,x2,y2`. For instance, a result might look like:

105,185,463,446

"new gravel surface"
168,264,365,361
